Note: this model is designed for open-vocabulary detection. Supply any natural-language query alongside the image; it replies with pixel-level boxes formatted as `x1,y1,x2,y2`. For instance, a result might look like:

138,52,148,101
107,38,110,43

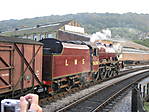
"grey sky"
0,0,149,21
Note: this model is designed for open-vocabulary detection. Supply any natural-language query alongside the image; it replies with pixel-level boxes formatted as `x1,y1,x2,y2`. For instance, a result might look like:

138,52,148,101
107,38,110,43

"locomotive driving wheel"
110,69,115,77
92,72,100,81
99,70,104,80
107,67,114,78
99,66,107,80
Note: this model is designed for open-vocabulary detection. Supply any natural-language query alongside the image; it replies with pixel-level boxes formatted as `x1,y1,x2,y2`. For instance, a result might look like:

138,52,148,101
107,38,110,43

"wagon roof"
0,36,42,45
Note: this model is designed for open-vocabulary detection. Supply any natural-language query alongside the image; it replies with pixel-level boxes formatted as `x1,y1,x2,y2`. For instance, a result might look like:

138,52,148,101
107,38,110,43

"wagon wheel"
66,86,72,91
52,82,59,92
66,78,74,91
78,75,85,88
78,82,83,88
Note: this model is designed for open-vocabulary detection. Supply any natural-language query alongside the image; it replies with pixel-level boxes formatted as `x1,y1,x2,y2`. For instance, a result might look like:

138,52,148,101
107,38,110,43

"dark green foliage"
134,39,149,47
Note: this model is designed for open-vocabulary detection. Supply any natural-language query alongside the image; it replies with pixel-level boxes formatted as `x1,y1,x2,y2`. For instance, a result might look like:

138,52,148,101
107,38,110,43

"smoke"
102,29,111,38
90,28,123,54
113,43,123,54
90,29,111,43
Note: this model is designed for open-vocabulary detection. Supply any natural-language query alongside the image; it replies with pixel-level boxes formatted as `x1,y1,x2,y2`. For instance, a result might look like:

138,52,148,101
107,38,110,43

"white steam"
90,29,111,43
90,29,123,55
113,43,123,54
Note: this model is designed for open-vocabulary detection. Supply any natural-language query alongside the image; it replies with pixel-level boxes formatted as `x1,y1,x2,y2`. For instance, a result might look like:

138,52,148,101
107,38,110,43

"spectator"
20,94,42,112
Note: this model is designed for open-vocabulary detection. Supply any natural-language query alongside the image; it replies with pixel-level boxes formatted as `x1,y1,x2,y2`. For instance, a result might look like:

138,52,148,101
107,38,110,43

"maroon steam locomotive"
0,36,119,98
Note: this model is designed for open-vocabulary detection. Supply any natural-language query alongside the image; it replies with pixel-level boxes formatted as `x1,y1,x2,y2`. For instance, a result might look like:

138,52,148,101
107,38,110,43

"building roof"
1,20,73,37
0,36,42,45
120,41,149,51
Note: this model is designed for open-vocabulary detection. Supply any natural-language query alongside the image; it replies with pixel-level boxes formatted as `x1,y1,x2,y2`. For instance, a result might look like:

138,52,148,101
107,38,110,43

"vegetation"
134,39,149,47
1,12,149,41
144,102,149,111
110,27,141,40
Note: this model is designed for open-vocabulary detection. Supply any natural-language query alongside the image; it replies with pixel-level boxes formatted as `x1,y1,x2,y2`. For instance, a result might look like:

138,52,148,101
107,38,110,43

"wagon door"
0,43,13,94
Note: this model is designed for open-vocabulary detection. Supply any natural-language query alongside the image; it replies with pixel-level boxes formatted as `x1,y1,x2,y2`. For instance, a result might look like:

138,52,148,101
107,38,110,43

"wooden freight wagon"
0,36,43,98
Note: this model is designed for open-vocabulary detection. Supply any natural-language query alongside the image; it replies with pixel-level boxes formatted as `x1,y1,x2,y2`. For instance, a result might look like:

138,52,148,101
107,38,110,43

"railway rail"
55,69,149,112
39,66,142,104
41,65,149,112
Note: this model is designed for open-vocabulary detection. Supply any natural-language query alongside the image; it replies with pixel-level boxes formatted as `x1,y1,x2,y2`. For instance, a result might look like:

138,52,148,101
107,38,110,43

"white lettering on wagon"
0,73,9,77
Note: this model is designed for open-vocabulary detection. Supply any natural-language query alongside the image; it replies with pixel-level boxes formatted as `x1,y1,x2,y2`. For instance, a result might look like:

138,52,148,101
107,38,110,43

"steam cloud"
90,29,122,54
90,29,111,43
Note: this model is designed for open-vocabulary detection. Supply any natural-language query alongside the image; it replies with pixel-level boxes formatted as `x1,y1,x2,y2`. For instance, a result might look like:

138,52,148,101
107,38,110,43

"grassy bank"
144,102,149,111
134,39,149,48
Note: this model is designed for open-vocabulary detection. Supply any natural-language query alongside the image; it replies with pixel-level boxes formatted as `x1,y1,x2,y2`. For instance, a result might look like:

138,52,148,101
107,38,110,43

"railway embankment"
111,77,149,112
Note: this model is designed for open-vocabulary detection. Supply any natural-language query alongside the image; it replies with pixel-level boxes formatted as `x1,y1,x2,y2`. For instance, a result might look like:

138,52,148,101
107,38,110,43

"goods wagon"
0,36,43,98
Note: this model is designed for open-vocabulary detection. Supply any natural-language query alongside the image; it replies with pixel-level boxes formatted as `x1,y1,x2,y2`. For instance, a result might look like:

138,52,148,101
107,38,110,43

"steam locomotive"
0,35,120,98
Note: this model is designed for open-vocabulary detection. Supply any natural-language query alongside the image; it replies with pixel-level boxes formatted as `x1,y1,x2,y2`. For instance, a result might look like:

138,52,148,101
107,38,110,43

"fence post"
147,83,149,95
132,83,138,112
139,84,142,96
143,86,146,98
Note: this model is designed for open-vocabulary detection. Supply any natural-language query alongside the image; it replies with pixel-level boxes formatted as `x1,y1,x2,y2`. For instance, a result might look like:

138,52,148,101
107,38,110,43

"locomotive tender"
0,35,119,98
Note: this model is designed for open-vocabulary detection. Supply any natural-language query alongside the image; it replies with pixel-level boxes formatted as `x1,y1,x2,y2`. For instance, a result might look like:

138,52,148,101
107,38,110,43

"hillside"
134,39,149,48
1,13,149,40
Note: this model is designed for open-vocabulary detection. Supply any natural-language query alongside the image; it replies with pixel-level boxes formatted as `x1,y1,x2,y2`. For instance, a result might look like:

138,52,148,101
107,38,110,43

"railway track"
41,66,149,112
54,69,149,112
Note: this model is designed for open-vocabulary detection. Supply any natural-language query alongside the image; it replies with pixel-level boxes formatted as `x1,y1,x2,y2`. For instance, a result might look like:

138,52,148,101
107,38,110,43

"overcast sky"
0,0,149,21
